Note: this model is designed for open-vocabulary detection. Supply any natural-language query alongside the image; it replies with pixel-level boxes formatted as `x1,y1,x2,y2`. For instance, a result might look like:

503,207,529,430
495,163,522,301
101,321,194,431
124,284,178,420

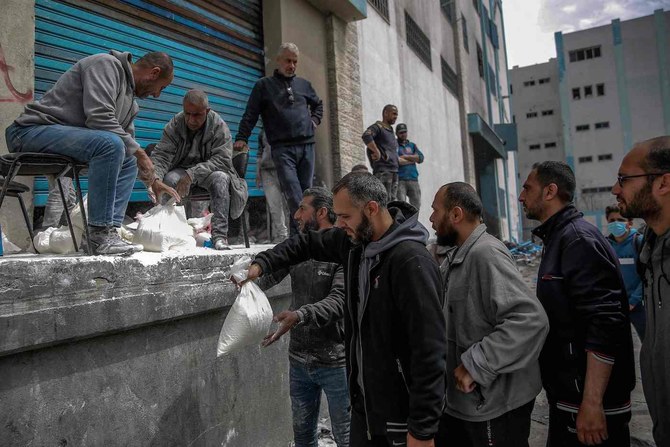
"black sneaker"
83,226,143,256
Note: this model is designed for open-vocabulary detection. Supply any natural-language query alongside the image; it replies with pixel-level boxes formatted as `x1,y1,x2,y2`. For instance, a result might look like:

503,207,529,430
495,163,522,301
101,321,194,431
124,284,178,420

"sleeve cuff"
461,345,498,387
587,350,615,365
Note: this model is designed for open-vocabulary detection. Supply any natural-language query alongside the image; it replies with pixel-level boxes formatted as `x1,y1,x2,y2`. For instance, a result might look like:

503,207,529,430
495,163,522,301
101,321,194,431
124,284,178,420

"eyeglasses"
286,86,294,104
616,172,668,187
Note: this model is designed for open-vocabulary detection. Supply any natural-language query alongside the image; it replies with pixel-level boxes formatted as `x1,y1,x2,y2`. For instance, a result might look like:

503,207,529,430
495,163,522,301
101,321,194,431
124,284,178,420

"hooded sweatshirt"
607,229,643,308
14,50,141,154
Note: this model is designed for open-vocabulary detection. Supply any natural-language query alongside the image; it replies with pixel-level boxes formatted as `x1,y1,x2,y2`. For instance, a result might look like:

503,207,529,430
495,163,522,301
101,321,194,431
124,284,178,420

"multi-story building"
511,8,670,237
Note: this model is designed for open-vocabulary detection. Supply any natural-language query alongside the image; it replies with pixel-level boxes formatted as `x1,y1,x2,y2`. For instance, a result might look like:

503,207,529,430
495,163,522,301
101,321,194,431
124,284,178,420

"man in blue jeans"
260,187,349,447
233,42,323,235
5,50,179,255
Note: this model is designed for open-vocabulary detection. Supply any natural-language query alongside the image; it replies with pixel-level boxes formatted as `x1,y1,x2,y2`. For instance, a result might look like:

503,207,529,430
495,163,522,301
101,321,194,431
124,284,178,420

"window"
597,83,605,96
509,84,513,95
545,142,557,148
576,124,590,131
523,80,536,87
579,156,593,163
583,186,613,193
488,64,497,95
539,77,550,84
526,112,538,118
595,121,610,129
368,0,389,22
462,15,469,53
441,57,459,97
569,45,602,63
476,43,484,78
542,110,554,116
473,0,480,15
441,0,455,23
584,85,593,98
597,186,611,192
406,12,432,70
529,144,541,150
598,154,613,161
572,88,581,100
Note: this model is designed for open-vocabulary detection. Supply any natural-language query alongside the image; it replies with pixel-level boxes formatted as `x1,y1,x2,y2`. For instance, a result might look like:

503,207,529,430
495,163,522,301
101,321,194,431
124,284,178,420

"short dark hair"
136,52,174,78
532,161,576,203
333,172,388,208
382,104,397,114
351,164,369,173
641,136,670,173
303,187,336,224
442,182,483,220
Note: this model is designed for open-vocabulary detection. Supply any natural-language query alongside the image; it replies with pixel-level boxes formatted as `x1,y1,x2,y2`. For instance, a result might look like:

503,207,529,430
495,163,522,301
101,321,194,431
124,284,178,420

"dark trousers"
271,143,315,235
350,408,408,447
547,405,631,447
435,399,535,447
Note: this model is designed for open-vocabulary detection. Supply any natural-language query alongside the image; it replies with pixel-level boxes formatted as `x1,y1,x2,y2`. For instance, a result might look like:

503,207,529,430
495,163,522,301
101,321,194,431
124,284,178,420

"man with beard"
611,136,670,447
245,173,447,447
5,51,179,255
429,182,548,447
519,161,634,447
259,187,349,447
362,105,400,200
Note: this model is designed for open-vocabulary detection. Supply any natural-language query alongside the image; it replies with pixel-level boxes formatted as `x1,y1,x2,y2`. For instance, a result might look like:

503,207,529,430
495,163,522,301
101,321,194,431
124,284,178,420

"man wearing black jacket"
519,161,635,447
234,42,323,235
245,173,447,447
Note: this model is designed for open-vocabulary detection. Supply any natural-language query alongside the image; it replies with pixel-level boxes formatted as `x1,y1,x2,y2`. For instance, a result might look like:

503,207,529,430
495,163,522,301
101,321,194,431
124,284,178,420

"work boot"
83,225,143,256
213,238,231,250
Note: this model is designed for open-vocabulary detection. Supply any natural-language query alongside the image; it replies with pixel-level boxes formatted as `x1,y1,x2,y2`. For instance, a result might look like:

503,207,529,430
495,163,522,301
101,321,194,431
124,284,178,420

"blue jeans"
5,124,137,227
290,359,350,447
271,143,314,235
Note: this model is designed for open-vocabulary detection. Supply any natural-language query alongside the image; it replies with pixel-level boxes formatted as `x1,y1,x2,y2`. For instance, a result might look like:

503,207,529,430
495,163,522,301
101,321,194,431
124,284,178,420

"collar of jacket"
273,69,296,82
376,120,393,131
449,223,487,266
110,50,135,93
175,110,218,142
531,204,582,242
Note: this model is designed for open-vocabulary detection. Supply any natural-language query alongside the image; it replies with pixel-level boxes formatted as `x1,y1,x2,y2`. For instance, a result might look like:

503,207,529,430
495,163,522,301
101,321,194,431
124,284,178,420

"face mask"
608,221,628,238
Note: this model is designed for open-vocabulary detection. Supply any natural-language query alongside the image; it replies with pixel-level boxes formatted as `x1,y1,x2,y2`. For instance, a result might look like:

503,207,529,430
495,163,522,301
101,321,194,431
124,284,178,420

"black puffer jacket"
254,202,447,440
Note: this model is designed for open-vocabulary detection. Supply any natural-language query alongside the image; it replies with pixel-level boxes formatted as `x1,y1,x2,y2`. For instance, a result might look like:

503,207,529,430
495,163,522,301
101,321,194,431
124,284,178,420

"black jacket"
254,203,447,440
235,70,323,148
532,205,635,413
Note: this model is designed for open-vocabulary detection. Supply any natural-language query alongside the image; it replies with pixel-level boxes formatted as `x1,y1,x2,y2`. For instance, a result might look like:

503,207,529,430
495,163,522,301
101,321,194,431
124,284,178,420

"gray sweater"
15,50,140,154
441,224,549,422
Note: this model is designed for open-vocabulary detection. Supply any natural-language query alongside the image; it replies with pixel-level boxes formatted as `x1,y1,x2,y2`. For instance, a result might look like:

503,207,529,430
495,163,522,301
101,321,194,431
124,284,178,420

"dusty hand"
176,175,192,198
577,400,608,445
407,433,434,447
151,180,181,204
369,148,381,162
629,304,635,311
134,149,155,182
233,140,248,152
262,311,299,347
454,364,476,393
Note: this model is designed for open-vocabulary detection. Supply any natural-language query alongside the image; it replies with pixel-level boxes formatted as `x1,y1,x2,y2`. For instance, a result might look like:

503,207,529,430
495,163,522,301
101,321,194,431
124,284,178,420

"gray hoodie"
14,50,140,154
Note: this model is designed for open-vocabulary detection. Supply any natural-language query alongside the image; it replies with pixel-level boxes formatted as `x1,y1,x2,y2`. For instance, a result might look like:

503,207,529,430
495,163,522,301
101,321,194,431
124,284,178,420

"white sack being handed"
134,204,195,252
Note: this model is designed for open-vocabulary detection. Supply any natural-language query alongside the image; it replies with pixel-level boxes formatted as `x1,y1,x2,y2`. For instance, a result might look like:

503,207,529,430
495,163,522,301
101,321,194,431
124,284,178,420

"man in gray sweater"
612,135,670,447
150,90,248,250
5,50,178,255
429,182,549,447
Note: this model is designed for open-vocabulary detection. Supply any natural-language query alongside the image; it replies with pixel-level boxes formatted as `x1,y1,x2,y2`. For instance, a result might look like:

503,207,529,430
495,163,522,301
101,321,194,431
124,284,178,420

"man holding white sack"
150,89,248,250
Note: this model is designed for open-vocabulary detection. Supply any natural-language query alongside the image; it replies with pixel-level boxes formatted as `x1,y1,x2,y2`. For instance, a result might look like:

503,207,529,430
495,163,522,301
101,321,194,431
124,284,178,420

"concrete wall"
0,249,294,446
0,0,35,249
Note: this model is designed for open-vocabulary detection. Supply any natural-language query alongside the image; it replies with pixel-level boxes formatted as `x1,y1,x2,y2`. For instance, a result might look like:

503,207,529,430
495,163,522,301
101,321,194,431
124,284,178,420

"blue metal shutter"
33,0,264,205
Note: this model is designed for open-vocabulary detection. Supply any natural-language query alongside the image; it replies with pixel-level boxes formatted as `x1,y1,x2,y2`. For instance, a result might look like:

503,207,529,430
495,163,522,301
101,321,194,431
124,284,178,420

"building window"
597,83,605,96
569,45,602,63
539,77,550,84
583,186,613,193
526,112,538,118
441,57,459,97
529,144,541,150
368,0,390,22
476,43,484,78
545,142,557,148
509,84,513,95
462,15,469,53
598,154,613,161
542,110,554,116
584,85,593,98
473,0,480,15
523,80,536,87
572,88,581,100
576,124,590,131
405,12,432,70
488,64,497,95
595,121,610,129
441,0,455,23
579,156,593,163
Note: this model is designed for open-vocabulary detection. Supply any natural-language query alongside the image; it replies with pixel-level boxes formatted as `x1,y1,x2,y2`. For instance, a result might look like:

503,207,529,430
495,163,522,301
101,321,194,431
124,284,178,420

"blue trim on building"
655,9,670,134
612,19,633,153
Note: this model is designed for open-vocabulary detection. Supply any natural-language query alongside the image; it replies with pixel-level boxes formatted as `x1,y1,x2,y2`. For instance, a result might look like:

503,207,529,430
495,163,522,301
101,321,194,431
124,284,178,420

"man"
611,136,670,447
362,105,400,201
604,205,645,340
149,89,247,250
245,173,447,447
396,124,424,209
258,129,289,243
260,187,349,447
234,43,323,235
5,50,178,255
351,164,370,174
519,161,634,447
430,182,548,447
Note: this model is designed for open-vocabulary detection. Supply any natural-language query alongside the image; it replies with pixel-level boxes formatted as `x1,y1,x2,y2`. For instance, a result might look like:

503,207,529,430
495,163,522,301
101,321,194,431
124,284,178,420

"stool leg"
0,161,21,210
73,168,92,255
17,193,39,254
242,207,250,248
58,177,79,253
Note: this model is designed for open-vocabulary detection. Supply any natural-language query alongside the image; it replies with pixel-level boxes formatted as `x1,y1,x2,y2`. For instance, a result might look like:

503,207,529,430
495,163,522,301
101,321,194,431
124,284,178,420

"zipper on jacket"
396,359,410,394
474,386,486,411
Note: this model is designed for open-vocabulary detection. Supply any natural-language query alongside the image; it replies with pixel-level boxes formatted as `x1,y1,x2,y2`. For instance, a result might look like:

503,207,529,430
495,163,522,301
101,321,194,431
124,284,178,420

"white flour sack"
217,256,273,357
133,204,195,252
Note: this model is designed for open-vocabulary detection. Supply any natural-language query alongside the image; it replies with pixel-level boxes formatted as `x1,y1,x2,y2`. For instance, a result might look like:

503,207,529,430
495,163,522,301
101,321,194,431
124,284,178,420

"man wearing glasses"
234,43,323,236
612,136,670,447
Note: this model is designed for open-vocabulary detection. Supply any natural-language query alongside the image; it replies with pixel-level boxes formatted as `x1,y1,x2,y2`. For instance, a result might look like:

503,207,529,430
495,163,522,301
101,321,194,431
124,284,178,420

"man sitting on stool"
150,89,248,250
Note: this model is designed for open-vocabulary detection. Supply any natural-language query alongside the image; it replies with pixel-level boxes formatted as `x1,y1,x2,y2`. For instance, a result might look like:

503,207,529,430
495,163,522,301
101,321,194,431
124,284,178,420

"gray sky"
503,0,670,68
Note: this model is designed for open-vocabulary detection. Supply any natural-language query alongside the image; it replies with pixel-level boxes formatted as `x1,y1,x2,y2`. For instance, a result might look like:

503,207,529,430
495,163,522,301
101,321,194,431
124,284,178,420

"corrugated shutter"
33,0,264,205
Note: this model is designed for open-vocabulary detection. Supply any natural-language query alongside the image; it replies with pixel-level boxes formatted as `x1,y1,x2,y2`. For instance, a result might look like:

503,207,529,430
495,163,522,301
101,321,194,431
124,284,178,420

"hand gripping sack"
217,256,273,356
